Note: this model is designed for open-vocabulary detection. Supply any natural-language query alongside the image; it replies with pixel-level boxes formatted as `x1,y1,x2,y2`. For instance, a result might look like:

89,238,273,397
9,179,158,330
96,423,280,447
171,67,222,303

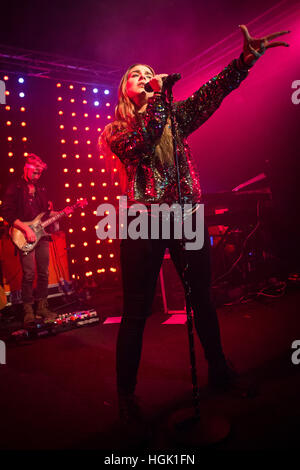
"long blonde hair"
99,63,174,192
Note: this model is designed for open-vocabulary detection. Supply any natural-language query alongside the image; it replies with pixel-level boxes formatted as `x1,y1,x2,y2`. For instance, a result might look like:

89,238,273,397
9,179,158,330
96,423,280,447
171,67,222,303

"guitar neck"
39,200,85,229
41,211,66,229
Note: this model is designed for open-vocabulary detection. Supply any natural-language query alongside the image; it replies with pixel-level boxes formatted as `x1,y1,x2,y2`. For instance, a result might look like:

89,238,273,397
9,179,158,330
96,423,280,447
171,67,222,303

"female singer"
99,25,290,426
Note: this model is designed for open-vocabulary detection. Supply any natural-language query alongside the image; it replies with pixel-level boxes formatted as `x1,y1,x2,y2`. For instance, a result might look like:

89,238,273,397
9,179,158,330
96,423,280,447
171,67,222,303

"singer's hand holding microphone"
144,73,181,93
144,74,168,92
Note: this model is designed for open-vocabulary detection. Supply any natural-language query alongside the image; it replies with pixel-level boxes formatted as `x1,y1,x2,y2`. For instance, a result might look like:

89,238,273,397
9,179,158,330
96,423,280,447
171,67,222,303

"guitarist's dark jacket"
1,177,50,228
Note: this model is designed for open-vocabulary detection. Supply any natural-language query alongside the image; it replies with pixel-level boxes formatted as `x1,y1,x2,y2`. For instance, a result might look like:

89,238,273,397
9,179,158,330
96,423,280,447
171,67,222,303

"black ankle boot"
208,357,237,387
117,393,151,446
208,358,257,398
118,394,142,426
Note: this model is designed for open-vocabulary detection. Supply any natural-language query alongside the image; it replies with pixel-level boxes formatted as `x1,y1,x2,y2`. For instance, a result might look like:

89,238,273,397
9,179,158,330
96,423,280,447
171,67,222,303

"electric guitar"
9,198,88,254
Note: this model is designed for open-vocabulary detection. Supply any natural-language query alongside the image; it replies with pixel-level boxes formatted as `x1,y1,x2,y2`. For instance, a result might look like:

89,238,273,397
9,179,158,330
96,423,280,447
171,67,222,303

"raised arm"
175,59,249,138
175,24,291,138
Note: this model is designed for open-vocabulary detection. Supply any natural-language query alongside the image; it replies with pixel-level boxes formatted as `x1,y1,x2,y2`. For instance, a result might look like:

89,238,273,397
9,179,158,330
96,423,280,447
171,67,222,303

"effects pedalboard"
10,309,100,342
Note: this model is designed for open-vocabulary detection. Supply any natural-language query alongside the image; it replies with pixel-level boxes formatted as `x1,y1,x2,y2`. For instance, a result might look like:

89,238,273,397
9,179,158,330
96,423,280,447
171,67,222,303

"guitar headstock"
75,198,88,209
63,198,88,216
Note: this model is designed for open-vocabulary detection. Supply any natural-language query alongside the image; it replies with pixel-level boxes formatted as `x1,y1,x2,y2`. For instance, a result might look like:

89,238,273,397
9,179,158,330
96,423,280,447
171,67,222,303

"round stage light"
93,88,98,93
19,92,25,98
94,101,99,106
18,77,24,84
104,89,109,95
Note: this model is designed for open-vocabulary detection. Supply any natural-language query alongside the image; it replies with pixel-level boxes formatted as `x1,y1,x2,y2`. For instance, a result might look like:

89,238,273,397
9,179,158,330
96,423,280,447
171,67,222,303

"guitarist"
2,154,60,325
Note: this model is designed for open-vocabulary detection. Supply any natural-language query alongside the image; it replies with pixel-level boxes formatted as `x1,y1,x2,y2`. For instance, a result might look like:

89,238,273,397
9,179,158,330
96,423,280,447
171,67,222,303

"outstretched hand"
239,24,290,66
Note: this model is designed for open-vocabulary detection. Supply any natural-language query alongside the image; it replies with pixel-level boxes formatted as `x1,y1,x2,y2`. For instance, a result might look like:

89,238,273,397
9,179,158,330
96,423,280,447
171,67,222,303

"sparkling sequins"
109,60,248,205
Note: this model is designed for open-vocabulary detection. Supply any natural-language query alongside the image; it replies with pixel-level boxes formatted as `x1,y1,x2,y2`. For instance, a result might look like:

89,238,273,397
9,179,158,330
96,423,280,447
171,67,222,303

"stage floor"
0,284,300,452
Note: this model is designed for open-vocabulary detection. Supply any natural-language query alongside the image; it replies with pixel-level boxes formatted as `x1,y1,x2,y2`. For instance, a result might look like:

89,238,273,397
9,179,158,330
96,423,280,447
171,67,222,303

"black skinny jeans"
116,214,225,396
19,239,50,304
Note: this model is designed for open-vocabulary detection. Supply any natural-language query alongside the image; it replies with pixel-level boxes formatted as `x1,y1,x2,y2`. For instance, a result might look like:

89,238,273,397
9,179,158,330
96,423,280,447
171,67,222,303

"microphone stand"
164,82,230,446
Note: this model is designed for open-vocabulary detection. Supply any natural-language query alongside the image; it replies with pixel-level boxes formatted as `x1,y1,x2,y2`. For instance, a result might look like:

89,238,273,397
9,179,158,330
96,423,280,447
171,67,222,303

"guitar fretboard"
39,200,86,229
41,211,66,229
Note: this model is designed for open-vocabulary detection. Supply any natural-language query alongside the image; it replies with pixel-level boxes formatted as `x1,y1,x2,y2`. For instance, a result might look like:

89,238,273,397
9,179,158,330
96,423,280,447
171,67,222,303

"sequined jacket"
109,59,249,205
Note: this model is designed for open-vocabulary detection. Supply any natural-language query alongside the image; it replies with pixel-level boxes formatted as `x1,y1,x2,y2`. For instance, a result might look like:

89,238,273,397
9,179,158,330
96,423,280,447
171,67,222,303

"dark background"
1,0,298,188
0,0,296,71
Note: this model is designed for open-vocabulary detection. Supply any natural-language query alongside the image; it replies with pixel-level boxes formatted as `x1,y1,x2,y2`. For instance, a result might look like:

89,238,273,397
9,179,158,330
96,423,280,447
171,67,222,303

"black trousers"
116,220,225,395
19,239,50,304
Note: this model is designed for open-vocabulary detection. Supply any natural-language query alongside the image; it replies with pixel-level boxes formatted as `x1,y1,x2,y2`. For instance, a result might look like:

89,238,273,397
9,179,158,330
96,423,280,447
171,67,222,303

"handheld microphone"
144,73,181,92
